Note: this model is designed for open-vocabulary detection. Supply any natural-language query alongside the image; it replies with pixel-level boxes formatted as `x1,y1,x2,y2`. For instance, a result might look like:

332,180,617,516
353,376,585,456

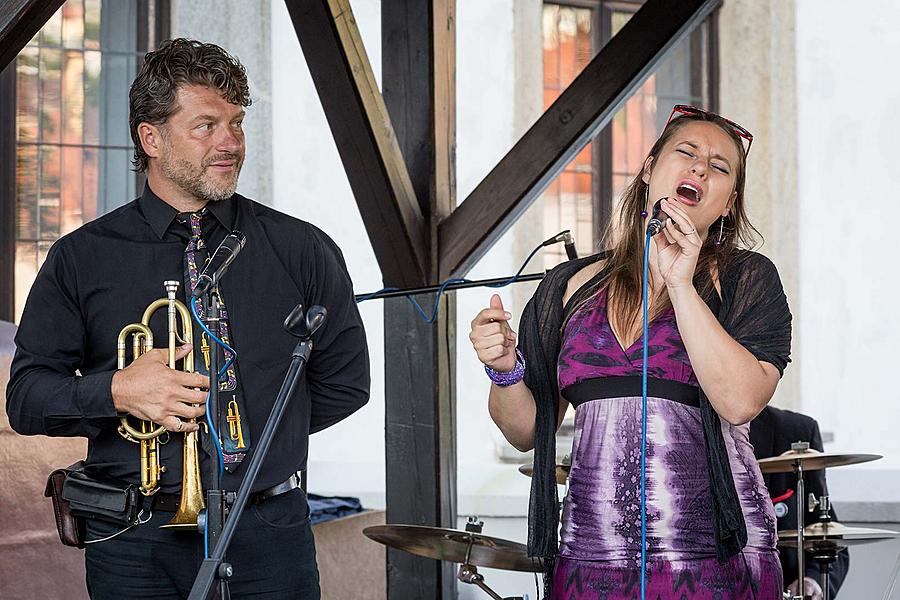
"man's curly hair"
129,38,252,172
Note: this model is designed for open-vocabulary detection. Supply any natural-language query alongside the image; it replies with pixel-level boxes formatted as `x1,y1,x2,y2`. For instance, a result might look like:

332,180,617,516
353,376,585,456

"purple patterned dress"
551,288,783,600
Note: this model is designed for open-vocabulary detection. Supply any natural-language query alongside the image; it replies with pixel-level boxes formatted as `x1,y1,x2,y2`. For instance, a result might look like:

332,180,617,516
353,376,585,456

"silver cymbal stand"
791,441,809,600
456,517,525,600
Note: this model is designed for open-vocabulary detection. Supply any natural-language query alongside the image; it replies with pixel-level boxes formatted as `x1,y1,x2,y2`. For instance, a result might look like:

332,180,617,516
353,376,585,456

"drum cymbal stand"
456,518,524,600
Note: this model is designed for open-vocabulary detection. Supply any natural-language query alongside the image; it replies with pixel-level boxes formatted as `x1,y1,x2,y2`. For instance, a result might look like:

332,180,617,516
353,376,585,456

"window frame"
543,0,719,253
0,0,169,322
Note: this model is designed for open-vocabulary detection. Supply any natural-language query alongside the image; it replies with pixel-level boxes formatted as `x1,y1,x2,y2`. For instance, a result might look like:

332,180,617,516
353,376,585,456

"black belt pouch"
60,466,141,527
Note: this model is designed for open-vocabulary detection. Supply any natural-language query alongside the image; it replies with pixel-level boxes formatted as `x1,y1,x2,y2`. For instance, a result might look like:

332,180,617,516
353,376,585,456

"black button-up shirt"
6,185,370,493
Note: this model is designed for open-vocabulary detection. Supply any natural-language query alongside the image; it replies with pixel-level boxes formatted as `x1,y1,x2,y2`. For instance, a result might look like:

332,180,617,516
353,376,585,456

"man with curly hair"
6,39,370,598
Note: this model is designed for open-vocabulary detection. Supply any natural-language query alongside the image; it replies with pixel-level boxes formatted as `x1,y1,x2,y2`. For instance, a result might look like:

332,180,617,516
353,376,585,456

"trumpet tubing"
117,281,206,530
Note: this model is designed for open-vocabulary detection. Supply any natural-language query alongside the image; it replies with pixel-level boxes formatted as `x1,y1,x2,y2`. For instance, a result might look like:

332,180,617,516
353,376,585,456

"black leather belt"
151,472,303,512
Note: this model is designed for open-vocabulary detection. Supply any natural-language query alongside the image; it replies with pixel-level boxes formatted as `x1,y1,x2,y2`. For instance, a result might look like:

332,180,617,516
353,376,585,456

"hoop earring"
715,217,726,247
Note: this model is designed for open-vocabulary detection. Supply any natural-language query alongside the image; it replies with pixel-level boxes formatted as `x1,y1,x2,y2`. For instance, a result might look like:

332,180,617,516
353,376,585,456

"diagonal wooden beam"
438,0,721,279
0,0,64,72
285,0,428,288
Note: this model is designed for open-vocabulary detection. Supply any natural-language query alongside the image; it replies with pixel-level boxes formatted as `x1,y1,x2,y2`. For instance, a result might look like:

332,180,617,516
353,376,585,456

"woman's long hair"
571,112,760,339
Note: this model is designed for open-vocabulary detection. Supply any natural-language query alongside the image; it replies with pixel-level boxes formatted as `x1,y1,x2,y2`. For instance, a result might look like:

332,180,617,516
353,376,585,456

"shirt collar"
139,183,236,240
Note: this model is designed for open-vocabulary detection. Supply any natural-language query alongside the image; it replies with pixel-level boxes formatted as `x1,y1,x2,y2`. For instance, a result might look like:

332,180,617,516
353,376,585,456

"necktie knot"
178,208,208,251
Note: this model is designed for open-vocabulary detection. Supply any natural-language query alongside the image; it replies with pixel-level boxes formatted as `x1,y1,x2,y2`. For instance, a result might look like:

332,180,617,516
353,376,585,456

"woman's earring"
641,187,649,218
715,217,726,246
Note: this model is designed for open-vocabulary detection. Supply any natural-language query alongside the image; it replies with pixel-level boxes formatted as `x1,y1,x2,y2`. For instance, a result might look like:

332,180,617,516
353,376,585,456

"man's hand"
112,343,209,433
786,577,823,600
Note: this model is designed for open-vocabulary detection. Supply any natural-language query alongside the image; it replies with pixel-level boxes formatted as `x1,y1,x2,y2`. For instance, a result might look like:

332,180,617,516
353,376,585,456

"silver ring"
175,418,184,432
681,227,696,236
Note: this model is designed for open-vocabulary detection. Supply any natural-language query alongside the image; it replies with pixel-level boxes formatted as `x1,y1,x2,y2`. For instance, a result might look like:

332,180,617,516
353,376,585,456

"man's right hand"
469,294,518,373
111,343,209,433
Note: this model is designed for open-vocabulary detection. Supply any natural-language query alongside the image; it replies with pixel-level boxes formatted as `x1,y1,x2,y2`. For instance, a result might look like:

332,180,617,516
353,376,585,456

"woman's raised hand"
469,294,518,372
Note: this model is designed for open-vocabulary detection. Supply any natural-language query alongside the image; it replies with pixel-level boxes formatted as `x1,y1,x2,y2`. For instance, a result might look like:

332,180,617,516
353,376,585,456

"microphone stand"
188,303,326,600
201,289,228,600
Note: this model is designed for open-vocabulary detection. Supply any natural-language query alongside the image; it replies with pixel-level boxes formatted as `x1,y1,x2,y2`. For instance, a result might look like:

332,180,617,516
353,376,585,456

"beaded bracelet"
484,349,525,387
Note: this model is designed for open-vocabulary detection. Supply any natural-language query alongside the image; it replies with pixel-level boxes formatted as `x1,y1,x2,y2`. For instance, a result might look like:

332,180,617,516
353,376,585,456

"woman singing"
469,106,790,599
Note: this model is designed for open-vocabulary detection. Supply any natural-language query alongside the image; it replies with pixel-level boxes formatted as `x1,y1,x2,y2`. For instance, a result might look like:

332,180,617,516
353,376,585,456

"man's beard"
159,151,243,203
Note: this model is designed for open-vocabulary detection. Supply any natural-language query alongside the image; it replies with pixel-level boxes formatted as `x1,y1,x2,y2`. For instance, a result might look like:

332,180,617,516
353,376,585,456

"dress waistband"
562,376,699,408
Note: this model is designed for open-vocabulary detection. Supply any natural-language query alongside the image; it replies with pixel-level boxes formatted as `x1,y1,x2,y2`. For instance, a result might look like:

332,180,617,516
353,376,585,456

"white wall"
796,0,900,490
270,0,386,507
269,0,532,517
454,0,535,518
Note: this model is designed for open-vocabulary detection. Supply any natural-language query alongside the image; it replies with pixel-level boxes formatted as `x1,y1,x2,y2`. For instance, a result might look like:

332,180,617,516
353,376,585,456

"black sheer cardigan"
518,249,792,567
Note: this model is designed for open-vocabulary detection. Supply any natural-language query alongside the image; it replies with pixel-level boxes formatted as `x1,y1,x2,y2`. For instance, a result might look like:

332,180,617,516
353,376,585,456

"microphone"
192,231,247,298
646,199,669,237
542,230,579,260
563,231,578,260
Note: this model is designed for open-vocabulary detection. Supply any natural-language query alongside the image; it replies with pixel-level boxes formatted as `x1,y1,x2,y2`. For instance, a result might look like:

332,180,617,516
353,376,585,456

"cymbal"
777,522,899,549
757,447,881,473
518,463,570,485
363,524,543,572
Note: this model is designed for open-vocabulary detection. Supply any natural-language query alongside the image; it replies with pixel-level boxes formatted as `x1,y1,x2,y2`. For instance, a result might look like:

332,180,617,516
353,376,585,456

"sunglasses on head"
665,104,753,158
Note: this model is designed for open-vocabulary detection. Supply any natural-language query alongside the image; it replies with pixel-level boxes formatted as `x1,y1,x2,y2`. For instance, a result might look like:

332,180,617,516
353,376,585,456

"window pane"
84,0,101,50
61,146,85,235
541,3,595,270
83,50,101,145
16,145,39,240
13,0,151,324
62,51,85,144
100,53,138,147
62,0,85,49
40,9,63,47
16,47,39,143
39,48,63,144
83,147,99,222
14,242,39,323
39,146,61,241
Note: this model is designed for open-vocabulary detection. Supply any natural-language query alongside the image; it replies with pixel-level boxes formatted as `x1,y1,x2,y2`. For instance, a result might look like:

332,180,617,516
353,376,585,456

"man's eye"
197,123,212,131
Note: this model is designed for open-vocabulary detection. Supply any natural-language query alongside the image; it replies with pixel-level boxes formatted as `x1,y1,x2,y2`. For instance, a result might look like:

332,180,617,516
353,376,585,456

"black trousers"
84,488,320,599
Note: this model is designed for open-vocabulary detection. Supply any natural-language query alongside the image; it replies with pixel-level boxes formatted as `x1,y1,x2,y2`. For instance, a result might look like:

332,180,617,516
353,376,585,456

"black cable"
355,232,573,324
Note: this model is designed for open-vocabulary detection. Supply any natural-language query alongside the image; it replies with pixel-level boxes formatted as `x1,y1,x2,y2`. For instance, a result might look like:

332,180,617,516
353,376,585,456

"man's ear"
138,123,163,159
641,156,653,185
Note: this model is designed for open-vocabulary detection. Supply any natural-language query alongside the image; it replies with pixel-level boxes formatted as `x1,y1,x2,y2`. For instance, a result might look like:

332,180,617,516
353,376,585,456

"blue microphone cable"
189,295,236,558
640,230,652,599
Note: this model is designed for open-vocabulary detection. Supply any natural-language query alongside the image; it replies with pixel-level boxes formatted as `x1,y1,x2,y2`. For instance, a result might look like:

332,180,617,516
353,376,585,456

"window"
540,0,717,268
1,0,169,322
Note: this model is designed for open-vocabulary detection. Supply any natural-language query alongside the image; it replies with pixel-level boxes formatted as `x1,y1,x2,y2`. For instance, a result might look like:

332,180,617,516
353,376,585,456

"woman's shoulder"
725,249,782,284
562,258,606,306
536,253,605,303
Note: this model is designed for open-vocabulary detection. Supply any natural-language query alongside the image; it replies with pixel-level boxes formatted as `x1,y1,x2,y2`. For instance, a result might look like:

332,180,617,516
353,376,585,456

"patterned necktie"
181,210,251,471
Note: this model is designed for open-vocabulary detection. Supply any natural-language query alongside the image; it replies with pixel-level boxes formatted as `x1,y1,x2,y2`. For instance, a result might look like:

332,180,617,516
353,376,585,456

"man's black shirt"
6,185,370,493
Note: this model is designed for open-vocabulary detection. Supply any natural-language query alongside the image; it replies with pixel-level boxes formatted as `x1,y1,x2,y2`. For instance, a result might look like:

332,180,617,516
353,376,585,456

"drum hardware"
756,446,882,474
518,454,571,486
364,518,542,600
760,443,887,600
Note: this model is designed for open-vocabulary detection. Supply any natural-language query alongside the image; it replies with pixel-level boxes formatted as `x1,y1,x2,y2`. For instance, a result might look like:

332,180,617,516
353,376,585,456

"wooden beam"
382,2,457,598
438,0,721,279
0,0,64,72
284,0,428,288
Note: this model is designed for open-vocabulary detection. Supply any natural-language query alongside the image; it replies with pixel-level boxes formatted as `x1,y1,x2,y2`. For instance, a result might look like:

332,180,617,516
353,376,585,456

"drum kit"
364,444,897,600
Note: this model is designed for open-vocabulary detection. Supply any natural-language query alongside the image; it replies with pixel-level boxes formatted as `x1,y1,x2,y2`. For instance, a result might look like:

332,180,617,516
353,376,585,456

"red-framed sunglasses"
665,104,753,158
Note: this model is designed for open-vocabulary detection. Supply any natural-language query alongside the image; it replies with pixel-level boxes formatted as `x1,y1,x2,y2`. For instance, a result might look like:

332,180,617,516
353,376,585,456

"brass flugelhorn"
117,280,206,530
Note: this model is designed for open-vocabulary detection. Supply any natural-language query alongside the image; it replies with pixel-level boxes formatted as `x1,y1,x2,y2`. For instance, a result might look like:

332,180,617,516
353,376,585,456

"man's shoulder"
49,200,140,255
238,195,325,240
